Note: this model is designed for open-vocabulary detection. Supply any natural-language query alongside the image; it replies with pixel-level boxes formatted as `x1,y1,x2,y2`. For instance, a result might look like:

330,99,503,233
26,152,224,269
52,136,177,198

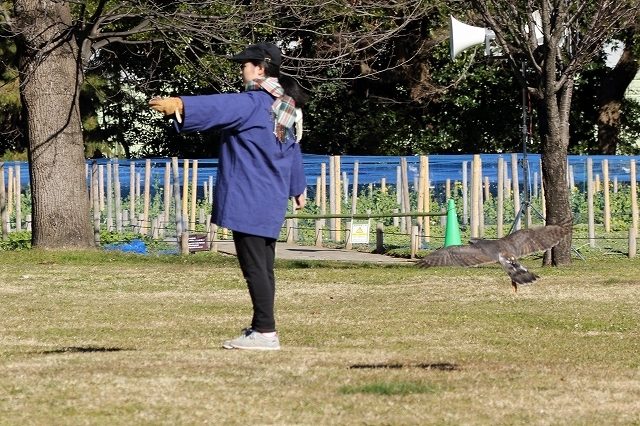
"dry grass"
1,249,640,425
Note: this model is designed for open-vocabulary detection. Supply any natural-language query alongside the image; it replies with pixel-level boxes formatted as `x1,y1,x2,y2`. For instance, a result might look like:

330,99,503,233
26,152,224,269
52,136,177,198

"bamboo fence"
1,156,639,256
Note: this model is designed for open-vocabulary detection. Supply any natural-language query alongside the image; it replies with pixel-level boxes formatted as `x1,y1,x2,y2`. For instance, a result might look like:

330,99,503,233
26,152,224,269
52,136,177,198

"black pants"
233,231,277,333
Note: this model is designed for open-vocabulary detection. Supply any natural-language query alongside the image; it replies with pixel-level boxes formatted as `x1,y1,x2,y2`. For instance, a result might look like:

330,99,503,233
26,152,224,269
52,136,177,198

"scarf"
245,77,300,142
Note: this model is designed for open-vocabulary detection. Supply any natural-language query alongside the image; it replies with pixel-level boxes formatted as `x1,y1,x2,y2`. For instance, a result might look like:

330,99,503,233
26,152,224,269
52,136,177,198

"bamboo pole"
14,164,21,231
97,164,104,211
315,177,321,206
182,159,189,220
400,157,411,233
164,162,171,230
342,171,348,204
445,179,451,202
333,156,341,242
504,159,510,202
462,161,468,225
320,162,326,217
381,177,386,193
106,163,113,231
114,160,122,233
203,181,207,204
208,175,214,204
497,157,504,238
540,159,546,222
172,157,184,235
351,162,359,215
631,159,638,235
190,160,198,231
423,156,430,242
418,157,426,240
511,153,520,231
7,167,12,217
92,161,100,245
329,157,335,240
0,162,6,240
484,175,490,202
603,159,611,233
396,166,401,206
569,164,575,190
587,158,595,248
477,157,484,237
129,162,135,228
143,159,151,234
471,155,480,238
315,220,323,247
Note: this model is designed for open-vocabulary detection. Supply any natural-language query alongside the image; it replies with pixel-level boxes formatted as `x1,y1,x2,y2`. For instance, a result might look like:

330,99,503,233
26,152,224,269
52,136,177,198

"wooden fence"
1,155,639,255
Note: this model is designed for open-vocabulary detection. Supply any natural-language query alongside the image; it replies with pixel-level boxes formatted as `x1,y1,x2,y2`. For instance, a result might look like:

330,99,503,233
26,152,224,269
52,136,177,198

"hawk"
417,221,572,292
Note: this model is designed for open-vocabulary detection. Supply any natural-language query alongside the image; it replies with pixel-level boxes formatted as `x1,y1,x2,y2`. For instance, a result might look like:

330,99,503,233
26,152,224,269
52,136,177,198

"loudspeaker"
449,15,495,60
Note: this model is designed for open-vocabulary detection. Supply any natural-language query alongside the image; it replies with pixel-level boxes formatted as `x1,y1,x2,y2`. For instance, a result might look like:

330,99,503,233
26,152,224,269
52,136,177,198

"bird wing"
418,244,496,268
500,223,571,258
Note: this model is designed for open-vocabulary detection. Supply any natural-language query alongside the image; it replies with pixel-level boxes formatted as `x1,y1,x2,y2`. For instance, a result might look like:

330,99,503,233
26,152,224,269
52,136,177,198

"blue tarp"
102,239,149,254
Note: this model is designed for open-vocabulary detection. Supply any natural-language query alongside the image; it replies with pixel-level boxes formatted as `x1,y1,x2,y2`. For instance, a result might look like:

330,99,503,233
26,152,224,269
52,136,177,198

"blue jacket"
177,91,307,239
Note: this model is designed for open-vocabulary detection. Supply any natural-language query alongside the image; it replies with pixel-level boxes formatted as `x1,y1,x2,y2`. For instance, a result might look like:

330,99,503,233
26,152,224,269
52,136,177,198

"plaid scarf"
245,77,298,142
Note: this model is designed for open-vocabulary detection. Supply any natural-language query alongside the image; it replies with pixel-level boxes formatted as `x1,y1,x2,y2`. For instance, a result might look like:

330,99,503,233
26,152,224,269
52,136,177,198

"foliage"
0,231,30,250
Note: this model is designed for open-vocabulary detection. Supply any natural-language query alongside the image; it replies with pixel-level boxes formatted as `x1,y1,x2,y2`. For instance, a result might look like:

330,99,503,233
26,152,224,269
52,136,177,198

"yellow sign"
351,222,369,244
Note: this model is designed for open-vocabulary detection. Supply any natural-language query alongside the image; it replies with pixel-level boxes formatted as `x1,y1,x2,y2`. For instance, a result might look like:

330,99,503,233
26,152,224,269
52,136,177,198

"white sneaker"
222,328,280,351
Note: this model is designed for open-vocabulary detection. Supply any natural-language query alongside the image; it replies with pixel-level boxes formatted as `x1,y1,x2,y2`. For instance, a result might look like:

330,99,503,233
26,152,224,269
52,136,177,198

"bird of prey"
417,221,572,292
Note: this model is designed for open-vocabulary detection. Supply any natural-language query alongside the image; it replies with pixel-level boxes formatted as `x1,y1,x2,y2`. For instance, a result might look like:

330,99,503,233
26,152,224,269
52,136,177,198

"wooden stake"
511,153,520,231
587,158,595,247
172,157,184,235
144,159,151,233
14,164,21,231
182,159,189,221
497,157,504,238
631,159,638,234
114,160,122,233
603,159,610,233
190,160,198,231
0,162,6,240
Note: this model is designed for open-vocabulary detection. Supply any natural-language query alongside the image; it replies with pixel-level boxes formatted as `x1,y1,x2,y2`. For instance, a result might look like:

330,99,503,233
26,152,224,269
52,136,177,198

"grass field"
1,248,639,425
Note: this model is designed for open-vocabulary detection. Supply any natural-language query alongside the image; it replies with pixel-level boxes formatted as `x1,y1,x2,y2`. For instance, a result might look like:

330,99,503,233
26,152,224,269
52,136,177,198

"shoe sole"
228,344,280,351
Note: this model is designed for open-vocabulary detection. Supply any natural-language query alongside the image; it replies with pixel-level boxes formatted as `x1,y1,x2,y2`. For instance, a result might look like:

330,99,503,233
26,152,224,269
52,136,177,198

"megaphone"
527,11,544,45
449,15,495,60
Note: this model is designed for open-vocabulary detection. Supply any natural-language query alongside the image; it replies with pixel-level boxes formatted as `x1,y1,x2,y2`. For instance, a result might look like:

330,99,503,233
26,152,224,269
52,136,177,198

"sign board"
350,222,370,244
186,234,209,252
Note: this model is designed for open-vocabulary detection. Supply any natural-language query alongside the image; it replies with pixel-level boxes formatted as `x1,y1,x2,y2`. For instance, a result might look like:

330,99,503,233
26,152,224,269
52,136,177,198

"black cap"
230,42,282,67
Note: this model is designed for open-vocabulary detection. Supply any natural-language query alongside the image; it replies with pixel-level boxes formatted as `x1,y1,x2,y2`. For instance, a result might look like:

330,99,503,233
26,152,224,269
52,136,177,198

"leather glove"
149,97,184,123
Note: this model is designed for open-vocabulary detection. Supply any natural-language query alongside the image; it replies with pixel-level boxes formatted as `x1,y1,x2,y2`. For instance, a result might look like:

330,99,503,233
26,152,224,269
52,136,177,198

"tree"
2,0,432,248
468,0,637,265
597,26,640,154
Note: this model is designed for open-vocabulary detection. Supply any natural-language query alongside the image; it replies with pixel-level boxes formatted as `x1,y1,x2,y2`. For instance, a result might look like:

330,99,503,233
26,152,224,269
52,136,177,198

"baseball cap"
230,42,282,67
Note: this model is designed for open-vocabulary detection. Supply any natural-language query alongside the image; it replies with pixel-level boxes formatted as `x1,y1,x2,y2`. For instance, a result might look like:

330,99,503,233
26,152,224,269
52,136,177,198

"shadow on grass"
349,362,459,371
40,346,130,355
276,259,416,269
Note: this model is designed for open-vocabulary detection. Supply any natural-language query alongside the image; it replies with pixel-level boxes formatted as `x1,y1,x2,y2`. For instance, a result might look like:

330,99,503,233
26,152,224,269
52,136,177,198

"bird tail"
498,254,539,285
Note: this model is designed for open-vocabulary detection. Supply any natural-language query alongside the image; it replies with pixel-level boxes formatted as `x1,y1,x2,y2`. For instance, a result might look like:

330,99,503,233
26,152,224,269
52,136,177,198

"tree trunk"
14,0,94,249
597,45,639,154
537,80,574,266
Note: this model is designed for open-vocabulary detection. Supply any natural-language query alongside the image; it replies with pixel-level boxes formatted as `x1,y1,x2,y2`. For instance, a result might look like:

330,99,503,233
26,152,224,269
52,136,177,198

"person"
149,42,308,351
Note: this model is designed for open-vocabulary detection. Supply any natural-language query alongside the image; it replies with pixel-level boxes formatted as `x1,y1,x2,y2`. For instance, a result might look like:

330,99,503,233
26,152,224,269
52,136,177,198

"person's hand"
149,97,184,123
294,193,306,210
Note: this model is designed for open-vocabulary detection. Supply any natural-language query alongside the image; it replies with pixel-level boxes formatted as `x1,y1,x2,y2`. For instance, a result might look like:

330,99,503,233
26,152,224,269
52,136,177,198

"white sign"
350,222,370,244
